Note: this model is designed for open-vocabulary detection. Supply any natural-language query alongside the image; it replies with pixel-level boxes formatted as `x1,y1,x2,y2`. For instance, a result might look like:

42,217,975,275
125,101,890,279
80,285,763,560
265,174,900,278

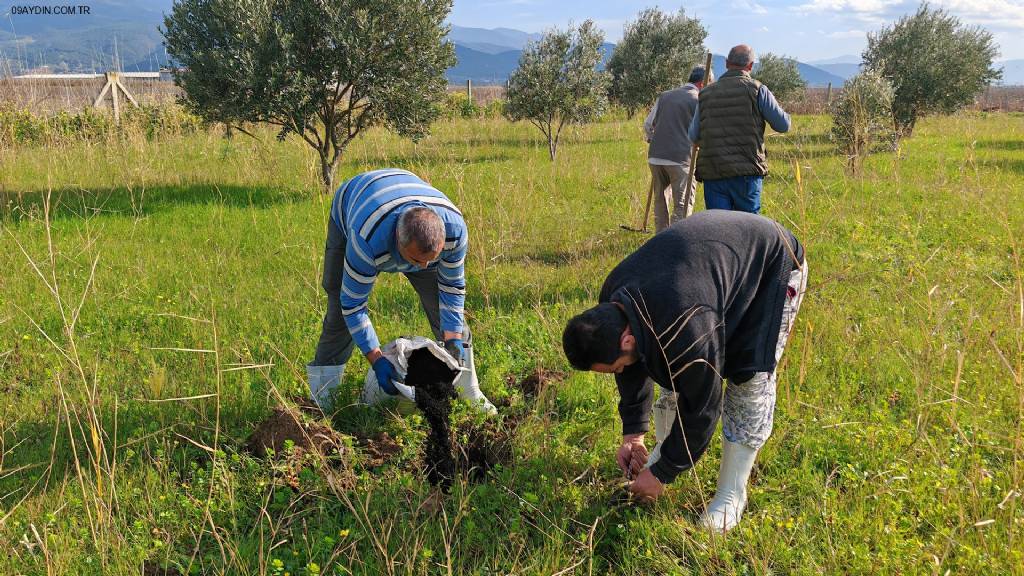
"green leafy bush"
753,53,808,104
442,91,481,119
830,70,897,172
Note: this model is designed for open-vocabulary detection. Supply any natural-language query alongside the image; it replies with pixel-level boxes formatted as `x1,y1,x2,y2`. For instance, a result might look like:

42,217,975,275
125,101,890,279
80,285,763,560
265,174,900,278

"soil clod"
291,394,323,418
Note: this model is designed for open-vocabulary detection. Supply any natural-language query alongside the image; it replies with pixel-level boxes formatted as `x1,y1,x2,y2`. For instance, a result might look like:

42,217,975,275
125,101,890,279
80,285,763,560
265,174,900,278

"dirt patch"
454,412,521,481
354,431,403,468
509,368,566,398
291,394,323,418
245,407,346,462
406,348,460,491
142,561,183,576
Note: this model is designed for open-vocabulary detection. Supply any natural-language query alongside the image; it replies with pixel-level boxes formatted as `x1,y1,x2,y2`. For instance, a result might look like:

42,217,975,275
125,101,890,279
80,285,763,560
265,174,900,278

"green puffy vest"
695,70,769,181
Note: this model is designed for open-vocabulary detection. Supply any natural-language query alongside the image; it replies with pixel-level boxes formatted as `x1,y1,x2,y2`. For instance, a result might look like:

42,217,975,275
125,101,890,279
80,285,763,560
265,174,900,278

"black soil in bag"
406,348,459,491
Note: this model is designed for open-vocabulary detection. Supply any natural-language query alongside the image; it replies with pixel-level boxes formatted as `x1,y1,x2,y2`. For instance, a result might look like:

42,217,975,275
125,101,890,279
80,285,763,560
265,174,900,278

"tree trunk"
320,151,338,195
548,135,557,160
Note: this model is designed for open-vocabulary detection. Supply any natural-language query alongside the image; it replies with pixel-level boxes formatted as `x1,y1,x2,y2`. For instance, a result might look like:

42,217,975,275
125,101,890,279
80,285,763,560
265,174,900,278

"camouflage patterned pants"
721,260,808,448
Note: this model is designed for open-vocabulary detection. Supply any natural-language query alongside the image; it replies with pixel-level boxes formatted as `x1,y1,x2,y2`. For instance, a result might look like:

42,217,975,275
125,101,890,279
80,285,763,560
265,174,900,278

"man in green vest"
688,45,791,214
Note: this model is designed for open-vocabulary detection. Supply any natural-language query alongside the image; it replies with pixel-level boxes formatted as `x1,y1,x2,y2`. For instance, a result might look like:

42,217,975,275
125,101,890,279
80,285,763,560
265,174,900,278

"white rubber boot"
698,439,758,533
454,344,497,414
306,363,345,410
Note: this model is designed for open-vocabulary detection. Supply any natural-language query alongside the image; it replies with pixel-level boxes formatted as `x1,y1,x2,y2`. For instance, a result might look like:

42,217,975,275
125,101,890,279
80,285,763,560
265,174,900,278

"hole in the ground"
508,368,566,399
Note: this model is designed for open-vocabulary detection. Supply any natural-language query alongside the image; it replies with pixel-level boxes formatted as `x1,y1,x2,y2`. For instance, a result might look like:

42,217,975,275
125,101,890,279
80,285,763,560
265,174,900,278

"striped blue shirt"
330,169,468,355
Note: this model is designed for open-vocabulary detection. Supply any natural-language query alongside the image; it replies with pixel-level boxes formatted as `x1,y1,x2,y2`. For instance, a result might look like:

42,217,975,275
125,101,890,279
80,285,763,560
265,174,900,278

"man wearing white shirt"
643,66,705,231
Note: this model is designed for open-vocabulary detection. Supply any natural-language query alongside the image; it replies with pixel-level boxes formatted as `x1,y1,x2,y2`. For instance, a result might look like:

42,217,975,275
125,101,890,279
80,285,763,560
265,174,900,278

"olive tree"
753,53,807,104
606,8,706,118
505,21,609,160
163,0,455,193
830,70,897,173
862,2,1001,138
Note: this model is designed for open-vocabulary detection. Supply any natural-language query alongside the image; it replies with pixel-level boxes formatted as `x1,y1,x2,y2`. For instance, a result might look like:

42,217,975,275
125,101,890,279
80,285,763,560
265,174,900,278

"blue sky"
449,0,1024,61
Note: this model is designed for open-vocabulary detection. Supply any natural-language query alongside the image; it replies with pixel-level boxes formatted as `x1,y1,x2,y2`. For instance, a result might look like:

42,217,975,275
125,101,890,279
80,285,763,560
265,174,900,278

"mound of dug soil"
406,348,460,491
246,408,347,462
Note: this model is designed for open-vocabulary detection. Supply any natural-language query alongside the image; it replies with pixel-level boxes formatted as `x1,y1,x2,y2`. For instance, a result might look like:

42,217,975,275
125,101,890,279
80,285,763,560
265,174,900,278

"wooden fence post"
93,71,140,124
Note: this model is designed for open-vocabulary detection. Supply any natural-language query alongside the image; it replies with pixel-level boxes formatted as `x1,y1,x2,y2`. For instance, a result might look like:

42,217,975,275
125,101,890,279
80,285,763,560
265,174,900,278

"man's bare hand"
627,468,664,502
616,434,647,479
629,442,649,476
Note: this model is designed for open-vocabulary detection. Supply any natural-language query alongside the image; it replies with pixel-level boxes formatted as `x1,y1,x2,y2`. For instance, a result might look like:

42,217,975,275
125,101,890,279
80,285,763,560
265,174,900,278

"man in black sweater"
562,211,807,532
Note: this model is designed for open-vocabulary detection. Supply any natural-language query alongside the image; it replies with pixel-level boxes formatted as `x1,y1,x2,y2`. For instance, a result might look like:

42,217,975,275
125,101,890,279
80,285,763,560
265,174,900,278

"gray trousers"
650,162,695,232
312,220,469,366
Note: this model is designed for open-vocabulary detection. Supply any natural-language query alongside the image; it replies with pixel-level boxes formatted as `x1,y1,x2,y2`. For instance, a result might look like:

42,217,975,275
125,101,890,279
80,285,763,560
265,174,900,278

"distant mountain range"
2,8,1022,86
805,54,1024,86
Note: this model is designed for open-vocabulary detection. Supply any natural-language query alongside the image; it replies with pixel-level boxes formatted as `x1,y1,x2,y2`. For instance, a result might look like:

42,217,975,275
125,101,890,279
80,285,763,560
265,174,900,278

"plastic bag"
360,336,464,405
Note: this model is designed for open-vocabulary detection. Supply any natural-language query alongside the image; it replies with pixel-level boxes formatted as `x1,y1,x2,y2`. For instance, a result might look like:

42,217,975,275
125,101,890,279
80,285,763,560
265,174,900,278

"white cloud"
795,0,1024,30
797,0,900,13
938,0,1024,30
732,0,770,14
827,29,867,38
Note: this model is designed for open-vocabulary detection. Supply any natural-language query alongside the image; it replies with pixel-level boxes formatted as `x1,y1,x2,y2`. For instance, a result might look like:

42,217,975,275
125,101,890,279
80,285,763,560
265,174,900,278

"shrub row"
0,103,206,148
440,92,506,120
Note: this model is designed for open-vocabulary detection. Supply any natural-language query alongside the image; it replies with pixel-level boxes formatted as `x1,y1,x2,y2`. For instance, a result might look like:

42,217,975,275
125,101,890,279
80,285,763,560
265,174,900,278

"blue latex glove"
444,338,466,367
372,357,404,396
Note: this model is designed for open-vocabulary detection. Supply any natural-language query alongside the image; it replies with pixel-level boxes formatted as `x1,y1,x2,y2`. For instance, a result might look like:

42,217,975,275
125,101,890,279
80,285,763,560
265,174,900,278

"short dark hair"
562,303,627,370
688,66,706,84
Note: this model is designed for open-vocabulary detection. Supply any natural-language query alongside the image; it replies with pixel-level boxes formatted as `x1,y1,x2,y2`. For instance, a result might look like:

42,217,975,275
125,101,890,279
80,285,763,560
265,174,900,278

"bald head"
726,45,756,70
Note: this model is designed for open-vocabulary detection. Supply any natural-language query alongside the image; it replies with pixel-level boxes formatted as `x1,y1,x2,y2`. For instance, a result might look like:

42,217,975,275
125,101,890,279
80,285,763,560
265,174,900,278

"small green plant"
830,69,897,173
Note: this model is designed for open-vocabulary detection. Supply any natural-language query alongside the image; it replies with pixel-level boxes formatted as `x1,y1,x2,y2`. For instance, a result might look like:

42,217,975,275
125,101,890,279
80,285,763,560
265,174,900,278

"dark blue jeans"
703,176,764,214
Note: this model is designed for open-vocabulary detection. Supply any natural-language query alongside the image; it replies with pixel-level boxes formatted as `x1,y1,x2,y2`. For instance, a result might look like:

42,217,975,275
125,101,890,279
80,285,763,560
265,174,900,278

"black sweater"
599,211,805,484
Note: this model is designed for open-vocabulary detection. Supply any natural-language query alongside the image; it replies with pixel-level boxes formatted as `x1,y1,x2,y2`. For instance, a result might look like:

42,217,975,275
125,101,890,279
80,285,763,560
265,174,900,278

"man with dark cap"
643,66,705,230
562,211,807,532
688,44,791,214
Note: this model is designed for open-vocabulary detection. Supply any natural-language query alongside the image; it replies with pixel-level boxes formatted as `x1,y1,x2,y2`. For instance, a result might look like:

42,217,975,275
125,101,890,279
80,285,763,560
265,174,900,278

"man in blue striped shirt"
307,168,494,413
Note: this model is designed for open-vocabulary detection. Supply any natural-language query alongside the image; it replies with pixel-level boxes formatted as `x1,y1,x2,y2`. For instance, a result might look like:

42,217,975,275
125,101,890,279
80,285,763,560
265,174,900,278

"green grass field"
1,111,1022,574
